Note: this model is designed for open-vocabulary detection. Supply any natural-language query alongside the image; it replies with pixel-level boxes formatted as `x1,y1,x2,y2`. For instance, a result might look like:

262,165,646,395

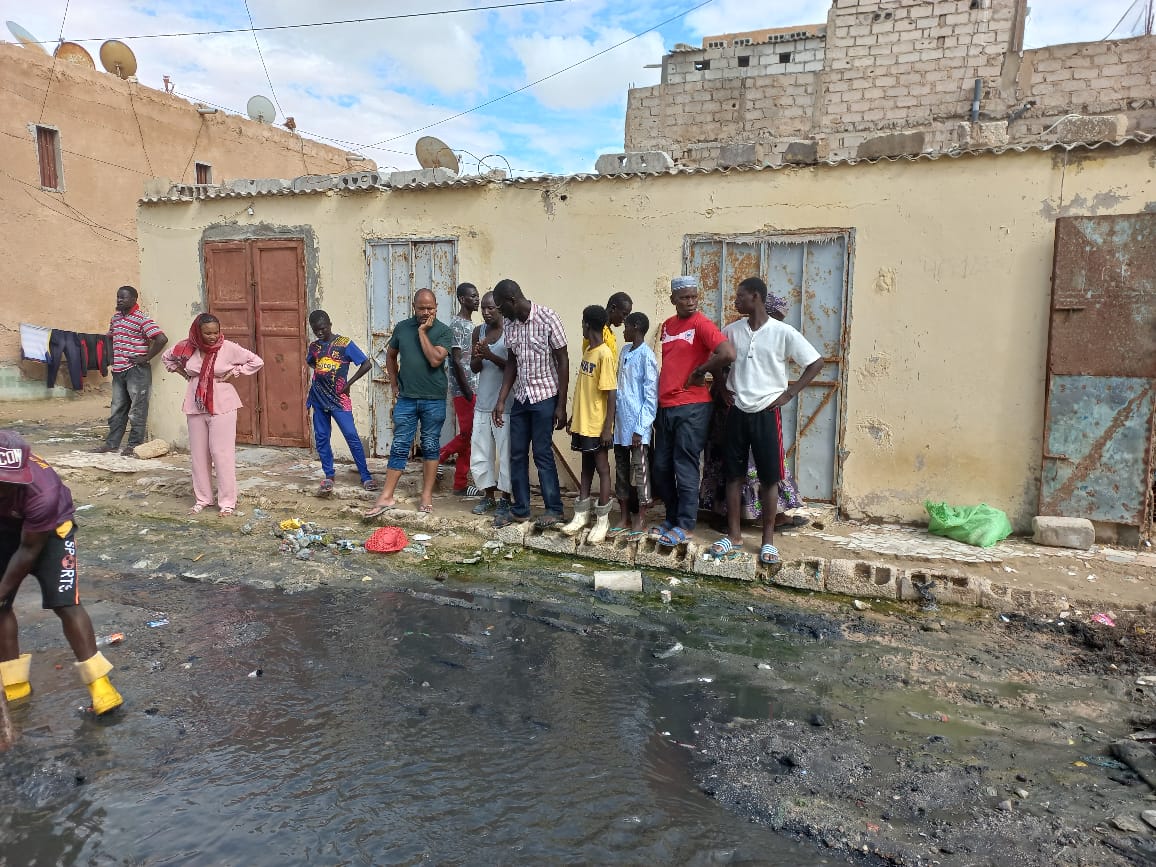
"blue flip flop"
657,527,688,548
759,543,780,565
708,537,744,559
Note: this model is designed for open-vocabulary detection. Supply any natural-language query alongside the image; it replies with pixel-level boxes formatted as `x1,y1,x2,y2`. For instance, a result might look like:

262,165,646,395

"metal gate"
203,239,309,447
366,239,458,456
683,231,852,504
1040,213,1156,535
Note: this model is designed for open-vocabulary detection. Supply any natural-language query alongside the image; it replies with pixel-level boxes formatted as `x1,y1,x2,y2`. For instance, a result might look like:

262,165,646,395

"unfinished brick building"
621,0,1156,168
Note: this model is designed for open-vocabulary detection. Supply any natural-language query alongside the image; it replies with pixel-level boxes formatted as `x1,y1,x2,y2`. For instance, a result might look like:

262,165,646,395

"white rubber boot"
560,498,592,536
586,500,614,545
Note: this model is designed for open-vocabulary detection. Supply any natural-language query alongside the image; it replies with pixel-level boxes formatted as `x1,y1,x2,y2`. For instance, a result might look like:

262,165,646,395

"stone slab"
1052,114,1127,144
1032,516,1095,550
692,552,757,582
577,533,638,565
525,529,578,556
594,569,643,592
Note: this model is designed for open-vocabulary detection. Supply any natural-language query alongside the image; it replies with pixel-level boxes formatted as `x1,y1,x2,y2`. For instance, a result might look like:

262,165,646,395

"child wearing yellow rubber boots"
0,431,123,715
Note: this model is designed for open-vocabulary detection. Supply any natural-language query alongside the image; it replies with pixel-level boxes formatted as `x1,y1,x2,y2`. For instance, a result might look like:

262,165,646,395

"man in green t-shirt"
365,289,454,517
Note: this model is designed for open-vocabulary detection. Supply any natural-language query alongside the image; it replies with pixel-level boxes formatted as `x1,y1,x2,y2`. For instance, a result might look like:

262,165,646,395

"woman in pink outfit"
162,314,263,515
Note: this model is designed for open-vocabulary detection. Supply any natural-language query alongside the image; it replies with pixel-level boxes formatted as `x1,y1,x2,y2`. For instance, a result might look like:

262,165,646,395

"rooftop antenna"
415,135,460,175
54,41,96,69
99,40,138,79
246,94,276,124
5,21,48,54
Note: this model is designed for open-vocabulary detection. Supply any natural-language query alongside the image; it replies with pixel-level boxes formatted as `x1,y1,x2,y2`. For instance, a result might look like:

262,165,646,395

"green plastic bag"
924,501,1013,548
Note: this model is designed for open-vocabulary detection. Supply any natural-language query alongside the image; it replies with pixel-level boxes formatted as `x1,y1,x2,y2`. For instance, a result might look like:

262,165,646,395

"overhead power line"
242,0,284,118
364,0,716,148
33,0,569,43
1102,0,1143,39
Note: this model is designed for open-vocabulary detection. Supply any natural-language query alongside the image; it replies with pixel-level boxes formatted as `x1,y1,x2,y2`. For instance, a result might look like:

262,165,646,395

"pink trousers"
187,410,238,509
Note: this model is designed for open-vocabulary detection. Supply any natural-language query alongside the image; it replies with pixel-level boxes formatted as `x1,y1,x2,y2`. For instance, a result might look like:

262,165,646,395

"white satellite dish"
6,20,48,54
415,136,460,174
246,95,276,124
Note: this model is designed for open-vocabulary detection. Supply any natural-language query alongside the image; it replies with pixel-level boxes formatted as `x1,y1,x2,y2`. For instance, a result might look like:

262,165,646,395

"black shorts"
571,434,605,453
723,407,785,485
614,444,652,505
0,521,81,610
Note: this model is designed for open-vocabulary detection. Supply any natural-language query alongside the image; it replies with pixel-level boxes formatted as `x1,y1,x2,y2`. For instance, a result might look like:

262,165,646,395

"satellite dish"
54,41,95,69
6,21,48,54
415,136,460,174
246,95,276,124
99,40,137,78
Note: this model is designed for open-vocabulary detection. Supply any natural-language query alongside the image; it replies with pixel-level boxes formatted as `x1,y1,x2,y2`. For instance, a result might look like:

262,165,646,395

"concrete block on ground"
825,559,899,599
980,582,1014,609
525,528,578,556
692,552,757,582
635,536,695,571
133,439,170,459
765,558,825,591
577,532,638,565
1032,516,1094,550
900,569,985,607
1052,114,1127,144
594,569,643,592
493,520,530,545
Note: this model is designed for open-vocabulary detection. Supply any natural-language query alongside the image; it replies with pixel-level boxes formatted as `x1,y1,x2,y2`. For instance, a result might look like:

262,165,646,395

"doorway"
203,239,309,447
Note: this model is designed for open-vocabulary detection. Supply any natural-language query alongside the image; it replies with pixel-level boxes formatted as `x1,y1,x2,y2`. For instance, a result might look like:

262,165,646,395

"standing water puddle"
0,583,847,865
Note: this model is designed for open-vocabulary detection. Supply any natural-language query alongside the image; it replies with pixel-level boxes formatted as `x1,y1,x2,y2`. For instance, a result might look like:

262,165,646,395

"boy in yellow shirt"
561,306,617,544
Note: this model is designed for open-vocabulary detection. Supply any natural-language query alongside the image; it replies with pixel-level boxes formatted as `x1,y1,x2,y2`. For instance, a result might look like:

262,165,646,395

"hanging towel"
20,324,51,363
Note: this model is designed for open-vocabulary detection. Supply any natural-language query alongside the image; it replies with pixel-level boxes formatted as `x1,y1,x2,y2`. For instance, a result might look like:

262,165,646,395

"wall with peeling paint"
138,140,1156,528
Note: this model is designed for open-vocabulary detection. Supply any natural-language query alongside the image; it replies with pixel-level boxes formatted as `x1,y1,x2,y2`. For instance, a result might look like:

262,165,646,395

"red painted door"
203,239,309,447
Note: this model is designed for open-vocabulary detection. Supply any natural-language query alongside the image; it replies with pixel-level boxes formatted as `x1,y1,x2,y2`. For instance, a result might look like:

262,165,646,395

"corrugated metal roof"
138,132,1155,204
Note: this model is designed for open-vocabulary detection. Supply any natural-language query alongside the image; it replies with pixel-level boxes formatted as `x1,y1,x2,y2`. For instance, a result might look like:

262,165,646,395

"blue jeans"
312,406,372,481
509,396,563,519
106,365,152,449
653,402,712,531
388,397,446,471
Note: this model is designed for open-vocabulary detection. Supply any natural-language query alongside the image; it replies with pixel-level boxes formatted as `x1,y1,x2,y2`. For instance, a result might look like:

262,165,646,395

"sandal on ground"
605,526,627,539
419,503,434,514
657,527,688,548
363,503,395,519
534,512,564,529
622,529,645,541
493,511,524,529
317,478,335,497
709,536,744,558
92,445,117,454
219,507,236,517
362,478,379,492
759,543,781,565
647,522,672,540
774,515,809,532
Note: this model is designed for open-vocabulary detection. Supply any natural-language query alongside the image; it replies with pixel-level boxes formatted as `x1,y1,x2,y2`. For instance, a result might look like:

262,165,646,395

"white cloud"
509,28,663,110
685,0,832,38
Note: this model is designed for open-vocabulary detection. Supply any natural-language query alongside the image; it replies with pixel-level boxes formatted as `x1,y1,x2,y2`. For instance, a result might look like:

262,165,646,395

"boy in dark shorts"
612,312,658,535
0,431,124,715
560,306,618,544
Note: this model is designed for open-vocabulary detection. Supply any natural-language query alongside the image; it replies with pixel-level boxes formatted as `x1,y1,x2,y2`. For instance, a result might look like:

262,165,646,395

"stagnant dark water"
1,584,839,865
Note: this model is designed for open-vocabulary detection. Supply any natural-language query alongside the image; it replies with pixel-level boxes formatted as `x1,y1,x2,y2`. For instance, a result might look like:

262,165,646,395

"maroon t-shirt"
0,454,74,534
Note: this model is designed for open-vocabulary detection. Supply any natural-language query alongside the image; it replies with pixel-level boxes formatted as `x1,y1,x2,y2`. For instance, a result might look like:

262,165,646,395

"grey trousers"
106,365,152,449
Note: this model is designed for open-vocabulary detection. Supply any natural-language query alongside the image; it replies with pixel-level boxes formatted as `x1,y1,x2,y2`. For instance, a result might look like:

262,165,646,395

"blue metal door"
1041,214,1156,532
366,239,457,456
683,231,852,504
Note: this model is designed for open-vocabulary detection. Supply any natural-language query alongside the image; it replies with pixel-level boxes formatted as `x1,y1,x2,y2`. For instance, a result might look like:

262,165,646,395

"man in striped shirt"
95,286,167,456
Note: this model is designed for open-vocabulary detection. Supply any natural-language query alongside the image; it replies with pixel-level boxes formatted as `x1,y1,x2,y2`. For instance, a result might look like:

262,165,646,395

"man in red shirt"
0,431,124,715
650,276,735,547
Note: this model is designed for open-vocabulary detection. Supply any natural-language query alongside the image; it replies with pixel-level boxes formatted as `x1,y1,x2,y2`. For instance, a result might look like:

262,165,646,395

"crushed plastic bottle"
95,632,124,647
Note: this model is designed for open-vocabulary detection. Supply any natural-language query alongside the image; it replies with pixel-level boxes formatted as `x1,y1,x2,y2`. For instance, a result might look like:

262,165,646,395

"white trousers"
469,409,510,494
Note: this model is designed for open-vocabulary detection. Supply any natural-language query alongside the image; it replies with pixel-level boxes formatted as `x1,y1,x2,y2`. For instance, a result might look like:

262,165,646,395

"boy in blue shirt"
306,310,377,495
612,312,658,536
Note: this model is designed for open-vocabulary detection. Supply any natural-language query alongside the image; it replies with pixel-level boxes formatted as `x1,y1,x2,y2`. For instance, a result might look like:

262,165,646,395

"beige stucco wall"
0,41,353,396
138,141,1156,527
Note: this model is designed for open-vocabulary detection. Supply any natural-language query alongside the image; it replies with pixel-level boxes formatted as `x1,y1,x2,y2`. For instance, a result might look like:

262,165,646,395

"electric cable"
1102,0,1143,39
242,0,284,118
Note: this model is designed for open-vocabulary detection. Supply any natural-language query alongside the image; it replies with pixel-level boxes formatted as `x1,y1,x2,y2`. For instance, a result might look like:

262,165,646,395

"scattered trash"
279,518,303,531
1091,612,1116,627
75,504,94,512
1086,574,1097,582
413,533,433,543
334,539,359,551
147,618,169,628
1072,761,1088,767
999,614,1011,622
667,576,682,586
403,543,428,556
653,641,684,659
459,556,481,565
697,676,714,684
558,571,591,584
295,549,312,561
571,563,585,569
1137,676,1156,687
181,662,192,669
852,599,869,611
660,589,672,604
1002,566,1017,573
95,632,124,647
365,526,408,554
253,508,270,519
925,501,1013,548
504,551,515,559
240,523,255,535
191,553,205,562
362,576,373,582
481,540,503,551
757,662,772,670
247,669,263,678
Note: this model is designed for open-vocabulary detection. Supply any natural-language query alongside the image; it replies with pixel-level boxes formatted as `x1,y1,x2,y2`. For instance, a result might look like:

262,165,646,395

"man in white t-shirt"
712,277,824,566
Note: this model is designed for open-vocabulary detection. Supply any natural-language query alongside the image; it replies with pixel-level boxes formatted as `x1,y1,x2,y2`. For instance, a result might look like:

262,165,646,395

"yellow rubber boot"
75,651,123,715
0,653,32,703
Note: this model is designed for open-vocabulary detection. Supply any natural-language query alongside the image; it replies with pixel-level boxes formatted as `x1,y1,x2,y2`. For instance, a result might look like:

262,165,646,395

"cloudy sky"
9,0,1149,175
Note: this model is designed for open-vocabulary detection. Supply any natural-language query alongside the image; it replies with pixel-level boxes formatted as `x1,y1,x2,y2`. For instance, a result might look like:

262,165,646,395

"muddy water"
0,582,849,866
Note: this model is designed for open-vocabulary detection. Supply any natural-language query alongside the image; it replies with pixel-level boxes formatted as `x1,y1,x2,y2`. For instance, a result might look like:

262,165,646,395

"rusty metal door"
366,239,457,456
204,239,309,447
1040,214,1156,532
684,231,852,504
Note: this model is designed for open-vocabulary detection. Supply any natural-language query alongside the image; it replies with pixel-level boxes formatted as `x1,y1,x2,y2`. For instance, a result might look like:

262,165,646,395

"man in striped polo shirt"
95,286,167,456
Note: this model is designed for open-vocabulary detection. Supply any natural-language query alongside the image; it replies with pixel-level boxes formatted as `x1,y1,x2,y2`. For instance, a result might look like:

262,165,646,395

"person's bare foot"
363,499,396,518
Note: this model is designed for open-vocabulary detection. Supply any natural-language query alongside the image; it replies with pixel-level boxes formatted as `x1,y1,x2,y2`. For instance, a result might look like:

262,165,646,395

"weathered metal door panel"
252,240,308,447
204,241,258,443
1041,377,1153,523
1041,213,1156,532
683,231,851,504
366,239,458,457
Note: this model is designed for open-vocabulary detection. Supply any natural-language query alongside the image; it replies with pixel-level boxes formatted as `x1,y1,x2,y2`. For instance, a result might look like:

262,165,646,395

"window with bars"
35,126,62,190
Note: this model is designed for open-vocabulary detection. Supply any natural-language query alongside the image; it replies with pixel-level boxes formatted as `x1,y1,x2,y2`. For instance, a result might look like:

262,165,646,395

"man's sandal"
708,537,745,560
657,527,688,548
759,544,781,565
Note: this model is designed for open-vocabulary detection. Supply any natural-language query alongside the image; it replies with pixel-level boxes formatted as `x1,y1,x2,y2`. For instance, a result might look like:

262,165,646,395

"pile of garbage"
274,518,363,560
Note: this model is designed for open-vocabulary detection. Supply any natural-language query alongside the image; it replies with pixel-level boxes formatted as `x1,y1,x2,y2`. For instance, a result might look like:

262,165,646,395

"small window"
694,59,711,71
195,162,213,184
737,55,751,67
779,51,793,64
35,125,61,190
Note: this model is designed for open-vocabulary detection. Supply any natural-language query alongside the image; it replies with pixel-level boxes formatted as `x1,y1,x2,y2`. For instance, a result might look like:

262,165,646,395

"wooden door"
204,238,309,447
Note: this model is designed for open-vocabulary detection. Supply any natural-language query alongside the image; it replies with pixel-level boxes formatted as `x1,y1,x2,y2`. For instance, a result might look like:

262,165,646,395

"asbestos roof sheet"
138,132,1155,204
